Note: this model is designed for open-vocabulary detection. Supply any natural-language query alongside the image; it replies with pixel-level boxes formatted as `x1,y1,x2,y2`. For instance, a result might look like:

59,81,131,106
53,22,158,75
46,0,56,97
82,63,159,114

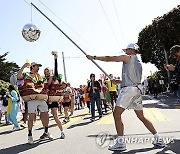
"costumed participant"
17,61,52,144
6,85,20,130
67,82,75,116
62,82,72,123
44,52,65,139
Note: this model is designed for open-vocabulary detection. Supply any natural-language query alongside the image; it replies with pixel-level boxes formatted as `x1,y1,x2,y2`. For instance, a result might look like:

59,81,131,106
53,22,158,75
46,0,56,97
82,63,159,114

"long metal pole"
62,52,67,82
31,3,111,79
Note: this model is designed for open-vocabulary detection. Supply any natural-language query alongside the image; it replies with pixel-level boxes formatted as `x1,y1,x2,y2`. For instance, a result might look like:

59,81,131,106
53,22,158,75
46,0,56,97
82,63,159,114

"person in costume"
67,82,75,116
17,62,52,144
44,53,65,139
6,85,20,130
61,81,72,123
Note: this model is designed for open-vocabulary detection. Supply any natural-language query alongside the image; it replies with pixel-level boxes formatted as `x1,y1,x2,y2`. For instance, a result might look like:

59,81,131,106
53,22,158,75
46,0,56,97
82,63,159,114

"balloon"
22,23,41,42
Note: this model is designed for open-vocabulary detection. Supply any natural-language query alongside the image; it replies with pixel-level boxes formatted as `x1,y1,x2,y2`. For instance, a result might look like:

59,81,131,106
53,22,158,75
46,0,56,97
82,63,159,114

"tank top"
121,55,142,87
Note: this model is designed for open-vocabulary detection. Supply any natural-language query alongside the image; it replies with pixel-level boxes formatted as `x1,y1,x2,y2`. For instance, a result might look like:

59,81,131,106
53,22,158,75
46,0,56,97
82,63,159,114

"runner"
62,82,72,123
17,62,52,144
44,52,65,139
67,82,75,116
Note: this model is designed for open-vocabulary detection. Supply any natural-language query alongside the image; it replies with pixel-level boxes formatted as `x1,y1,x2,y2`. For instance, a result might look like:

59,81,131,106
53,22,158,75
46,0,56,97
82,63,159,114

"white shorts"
116,86,143,110
27,100,48,114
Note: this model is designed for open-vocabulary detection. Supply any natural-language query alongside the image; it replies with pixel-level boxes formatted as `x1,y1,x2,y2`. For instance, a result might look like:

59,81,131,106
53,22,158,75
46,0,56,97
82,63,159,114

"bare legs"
113,106,157,136
51,108,63,131
134,110,157,135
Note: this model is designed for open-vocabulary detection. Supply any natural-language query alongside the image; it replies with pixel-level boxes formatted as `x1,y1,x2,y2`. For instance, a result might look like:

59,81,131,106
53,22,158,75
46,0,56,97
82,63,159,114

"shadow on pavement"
113,146,163,154
156,139,180,154
67,121,92,129
0,138,59,154
87,130,180,139
0,127,26,136
118,139,180,154
143,94,180,109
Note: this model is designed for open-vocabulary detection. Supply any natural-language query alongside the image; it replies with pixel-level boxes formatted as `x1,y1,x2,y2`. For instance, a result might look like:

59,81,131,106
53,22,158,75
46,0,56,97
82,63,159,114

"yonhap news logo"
95,132,174,148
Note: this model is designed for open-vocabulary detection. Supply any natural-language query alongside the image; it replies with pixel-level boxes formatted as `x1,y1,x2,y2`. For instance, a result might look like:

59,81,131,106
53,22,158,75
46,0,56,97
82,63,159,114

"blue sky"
0,0,179,87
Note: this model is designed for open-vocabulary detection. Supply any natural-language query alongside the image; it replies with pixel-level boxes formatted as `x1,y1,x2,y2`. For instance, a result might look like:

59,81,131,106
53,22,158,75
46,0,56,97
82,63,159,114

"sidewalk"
144,92,180,109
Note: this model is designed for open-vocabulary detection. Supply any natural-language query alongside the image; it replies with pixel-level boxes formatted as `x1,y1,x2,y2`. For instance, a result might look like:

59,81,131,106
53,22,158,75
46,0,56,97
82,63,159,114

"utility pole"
62,52,67,82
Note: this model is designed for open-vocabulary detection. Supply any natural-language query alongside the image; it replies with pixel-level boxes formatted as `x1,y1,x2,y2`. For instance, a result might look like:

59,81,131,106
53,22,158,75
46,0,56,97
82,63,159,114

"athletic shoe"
90,118,95,122
69,113,73,117
108,138,126,151
28,136,34,144
20,123,27,128
12,126,20,131
40,132,53,140
153,137,166,147
63,117,70,123
6,122,11,125
60,132,65,139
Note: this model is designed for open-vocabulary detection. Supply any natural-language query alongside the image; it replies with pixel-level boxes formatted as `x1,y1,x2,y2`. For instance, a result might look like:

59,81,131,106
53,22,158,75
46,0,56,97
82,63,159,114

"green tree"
0,80,10,94
0,52,19,82
138,5,180,70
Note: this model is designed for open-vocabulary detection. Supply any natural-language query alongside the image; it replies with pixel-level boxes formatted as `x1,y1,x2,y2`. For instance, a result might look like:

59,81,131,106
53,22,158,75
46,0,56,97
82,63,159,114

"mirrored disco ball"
22,23,41,42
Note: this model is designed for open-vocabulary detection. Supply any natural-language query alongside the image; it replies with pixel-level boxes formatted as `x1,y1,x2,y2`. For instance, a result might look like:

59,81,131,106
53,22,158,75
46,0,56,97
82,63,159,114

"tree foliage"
138,5,180,71
0,52,20,82
0,80,10,95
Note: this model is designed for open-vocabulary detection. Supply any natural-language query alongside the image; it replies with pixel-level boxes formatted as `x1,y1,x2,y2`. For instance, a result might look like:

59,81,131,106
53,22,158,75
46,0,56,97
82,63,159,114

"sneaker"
6,122,11,125
60,132,65,139
69,113,73,117
90,118,95,122
63,117,70,123
12,126,20,131
108,138,126,151
20,123,27,128
40,132,53,140
153,137,166,147
99,115,103,119
33,121,36,126
28,136,34,144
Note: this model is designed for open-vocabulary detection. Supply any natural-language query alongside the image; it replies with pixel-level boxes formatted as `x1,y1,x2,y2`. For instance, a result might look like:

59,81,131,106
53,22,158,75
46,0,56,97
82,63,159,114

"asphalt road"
0,94,180,154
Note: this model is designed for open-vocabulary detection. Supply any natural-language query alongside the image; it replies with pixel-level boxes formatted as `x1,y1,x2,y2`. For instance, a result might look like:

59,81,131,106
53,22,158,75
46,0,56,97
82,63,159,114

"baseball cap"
122,43,139,52
30,62,42,67
169,45,180,58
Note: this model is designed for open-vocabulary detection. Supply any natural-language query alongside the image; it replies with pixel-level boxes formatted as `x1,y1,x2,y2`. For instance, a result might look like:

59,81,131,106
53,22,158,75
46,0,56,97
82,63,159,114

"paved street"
0,94,180,154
